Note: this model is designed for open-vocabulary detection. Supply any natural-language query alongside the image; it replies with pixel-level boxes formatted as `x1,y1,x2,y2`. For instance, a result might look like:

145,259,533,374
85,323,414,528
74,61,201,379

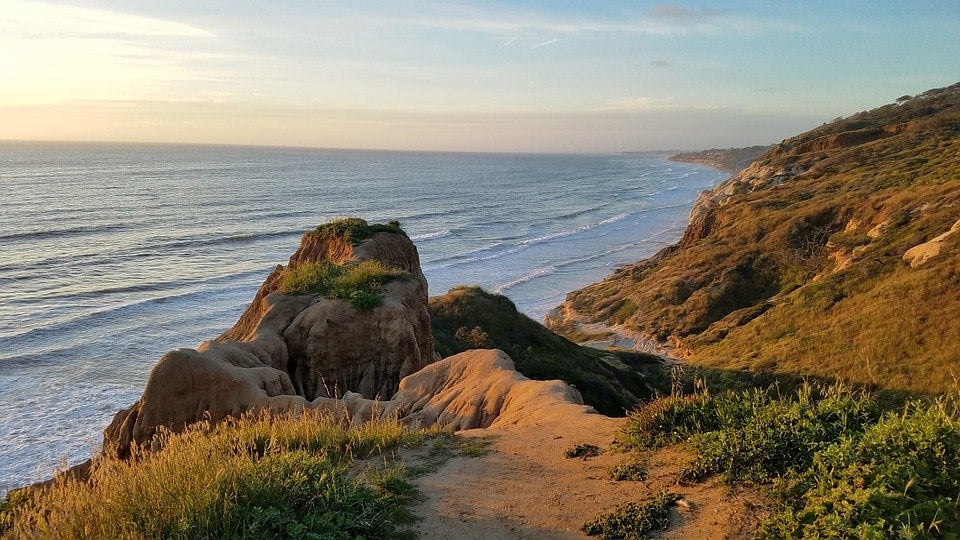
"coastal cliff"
104,220,437,456
549,82,960,395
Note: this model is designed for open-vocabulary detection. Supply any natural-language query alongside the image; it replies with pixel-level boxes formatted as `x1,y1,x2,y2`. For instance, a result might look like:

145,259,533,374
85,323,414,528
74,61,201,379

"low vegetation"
315,218,406,245
1,412,423,539
608,460,647,482
581,491,679,539
620,384,960,537
429,286,669,416
279,260,406,310
558,82,960,396
564,443,602,459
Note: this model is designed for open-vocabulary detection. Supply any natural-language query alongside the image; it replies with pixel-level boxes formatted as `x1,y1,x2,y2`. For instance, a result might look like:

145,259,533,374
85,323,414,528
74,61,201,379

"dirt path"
406,411,762,538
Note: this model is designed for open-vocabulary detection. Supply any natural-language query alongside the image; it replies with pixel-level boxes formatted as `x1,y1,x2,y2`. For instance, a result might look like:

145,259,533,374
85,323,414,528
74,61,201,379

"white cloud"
0,1,218,105
0,0,213,38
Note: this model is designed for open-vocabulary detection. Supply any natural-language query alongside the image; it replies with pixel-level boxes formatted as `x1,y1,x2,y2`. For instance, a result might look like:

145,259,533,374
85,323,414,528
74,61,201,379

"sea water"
0,141,726,493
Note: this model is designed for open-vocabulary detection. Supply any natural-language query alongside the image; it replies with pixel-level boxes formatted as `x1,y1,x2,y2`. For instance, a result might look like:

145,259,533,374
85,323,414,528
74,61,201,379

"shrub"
582,491,679,538
762,401,960,538
620,384,960,536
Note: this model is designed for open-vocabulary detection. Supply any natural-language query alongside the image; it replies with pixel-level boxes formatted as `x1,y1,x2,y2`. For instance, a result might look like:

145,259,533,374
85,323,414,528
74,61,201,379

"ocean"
0,141,726,494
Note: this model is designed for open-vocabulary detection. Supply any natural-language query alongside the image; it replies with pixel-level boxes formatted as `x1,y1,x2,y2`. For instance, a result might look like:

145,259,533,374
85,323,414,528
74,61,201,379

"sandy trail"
408,410,761,538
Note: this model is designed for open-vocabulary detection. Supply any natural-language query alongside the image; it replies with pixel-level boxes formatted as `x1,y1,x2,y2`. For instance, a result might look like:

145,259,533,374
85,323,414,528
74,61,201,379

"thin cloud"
0,0,214,38
651,5,729,20
651,59,673,68
530,38,559,50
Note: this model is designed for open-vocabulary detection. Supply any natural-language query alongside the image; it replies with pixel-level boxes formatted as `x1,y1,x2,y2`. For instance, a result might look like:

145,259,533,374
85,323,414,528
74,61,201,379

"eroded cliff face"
549,83,960,395
104,223,435,457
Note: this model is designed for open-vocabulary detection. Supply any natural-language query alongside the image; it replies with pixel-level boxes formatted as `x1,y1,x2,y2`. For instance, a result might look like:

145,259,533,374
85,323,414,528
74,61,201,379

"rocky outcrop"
903,218,960,267
289,349,595,431
104,222,435,457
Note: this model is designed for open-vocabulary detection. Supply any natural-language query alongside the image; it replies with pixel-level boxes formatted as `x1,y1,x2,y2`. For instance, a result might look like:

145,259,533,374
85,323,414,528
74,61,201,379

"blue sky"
1,1,957,151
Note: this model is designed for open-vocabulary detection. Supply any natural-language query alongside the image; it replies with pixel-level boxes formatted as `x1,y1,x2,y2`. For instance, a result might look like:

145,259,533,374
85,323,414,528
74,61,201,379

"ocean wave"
495,266,556,292
138,229,303,251
423,213,633,272
409,229,453,241
551,225,686,271
520,213,629,246
557,202,612,220
0,223,128,243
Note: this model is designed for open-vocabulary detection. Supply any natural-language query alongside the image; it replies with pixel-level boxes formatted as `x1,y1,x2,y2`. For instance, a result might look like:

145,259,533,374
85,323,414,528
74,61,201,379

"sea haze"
0,141,726,494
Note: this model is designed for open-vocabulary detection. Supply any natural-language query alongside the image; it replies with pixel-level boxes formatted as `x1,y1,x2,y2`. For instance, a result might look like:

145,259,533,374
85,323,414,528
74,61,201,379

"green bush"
763,401,960,538
681,387,880,483
278,260,404,310
582,491,679,538
620,385,960,536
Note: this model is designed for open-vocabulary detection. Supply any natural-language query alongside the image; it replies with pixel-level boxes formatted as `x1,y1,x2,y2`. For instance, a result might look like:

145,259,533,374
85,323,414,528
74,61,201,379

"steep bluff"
549,82,960,395
104,220,435,456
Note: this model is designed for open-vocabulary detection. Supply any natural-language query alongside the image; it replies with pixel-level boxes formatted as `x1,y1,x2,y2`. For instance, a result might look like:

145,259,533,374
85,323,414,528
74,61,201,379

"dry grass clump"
1,412,422,539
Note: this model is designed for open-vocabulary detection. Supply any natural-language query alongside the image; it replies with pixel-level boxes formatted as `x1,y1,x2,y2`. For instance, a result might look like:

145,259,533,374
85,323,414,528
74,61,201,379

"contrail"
530,38,559,49
497,36,518,49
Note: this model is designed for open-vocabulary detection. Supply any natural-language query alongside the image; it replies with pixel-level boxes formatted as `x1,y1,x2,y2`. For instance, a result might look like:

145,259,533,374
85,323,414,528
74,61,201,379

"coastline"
0,149,727,496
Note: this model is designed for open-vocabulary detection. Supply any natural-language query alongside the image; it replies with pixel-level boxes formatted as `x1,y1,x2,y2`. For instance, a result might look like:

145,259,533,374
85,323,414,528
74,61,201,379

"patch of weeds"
315,218,406,245
278,260,406,310
609,460,648,482
456,435,495,457
565,444,602,459
582,491,679,539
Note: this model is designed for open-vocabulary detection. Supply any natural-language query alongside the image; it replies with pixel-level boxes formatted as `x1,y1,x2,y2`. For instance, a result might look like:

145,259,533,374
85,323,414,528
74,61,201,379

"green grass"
620,384,960,537
581,491,679,539
279,260,406,310
315,218,406,245
1,412,423,539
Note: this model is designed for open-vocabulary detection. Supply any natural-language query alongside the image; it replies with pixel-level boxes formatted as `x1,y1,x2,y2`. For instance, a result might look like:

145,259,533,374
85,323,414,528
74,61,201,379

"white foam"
409,229,453,241
495,266,557,292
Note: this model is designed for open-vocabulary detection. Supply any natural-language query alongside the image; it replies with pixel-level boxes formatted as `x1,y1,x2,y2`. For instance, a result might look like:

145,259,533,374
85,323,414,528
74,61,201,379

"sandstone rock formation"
104,222,435,456
281,349,595,431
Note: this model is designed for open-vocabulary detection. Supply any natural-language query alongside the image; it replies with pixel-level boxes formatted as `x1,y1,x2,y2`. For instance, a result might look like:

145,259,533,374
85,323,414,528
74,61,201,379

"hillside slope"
549,83,960,395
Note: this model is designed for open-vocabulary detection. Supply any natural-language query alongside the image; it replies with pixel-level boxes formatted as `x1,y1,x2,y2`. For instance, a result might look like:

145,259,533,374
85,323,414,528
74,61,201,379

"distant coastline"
668,145,770,173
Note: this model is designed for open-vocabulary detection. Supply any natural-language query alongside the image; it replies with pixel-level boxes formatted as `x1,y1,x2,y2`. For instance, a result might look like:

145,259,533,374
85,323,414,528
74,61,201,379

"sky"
0,0,958,153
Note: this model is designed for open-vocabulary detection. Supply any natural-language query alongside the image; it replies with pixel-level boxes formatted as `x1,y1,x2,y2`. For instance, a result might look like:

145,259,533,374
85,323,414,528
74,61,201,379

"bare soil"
405,412,764,538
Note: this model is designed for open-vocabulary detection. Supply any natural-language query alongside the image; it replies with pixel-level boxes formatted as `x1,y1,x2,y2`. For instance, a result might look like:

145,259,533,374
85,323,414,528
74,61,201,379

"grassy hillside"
429,286,667,416
554,83,960,395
